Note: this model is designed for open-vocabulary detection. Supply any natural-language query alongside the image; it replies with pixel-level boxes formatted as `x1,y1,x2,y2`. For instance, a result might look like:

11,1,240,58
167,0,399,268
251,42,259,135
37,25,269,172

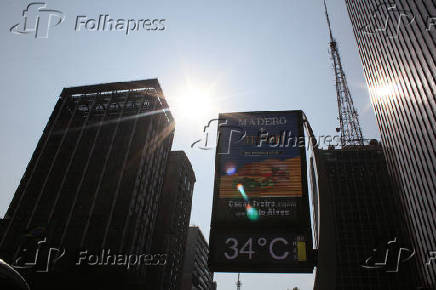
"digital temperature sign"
209,110,314,273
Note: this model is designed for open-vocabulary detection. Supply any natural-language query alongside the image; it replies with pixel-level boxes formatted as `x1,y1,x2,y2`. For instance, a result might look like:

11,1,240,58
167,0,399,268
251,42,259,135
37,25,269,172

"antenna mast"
236,273,242,290
324,0,364,146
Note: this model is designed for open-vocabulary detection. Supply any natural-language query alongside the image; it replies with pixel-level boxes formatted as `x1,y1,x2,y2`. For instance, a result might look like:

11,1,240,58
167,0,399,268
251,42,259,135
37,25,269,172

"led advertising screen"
209,110,314,273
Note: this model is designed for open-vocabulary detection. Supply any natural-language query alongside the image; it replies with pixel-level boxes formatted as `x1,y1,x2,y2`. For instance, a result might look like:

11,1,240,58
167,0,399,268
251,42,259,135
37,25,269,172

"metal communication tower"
324,0,364,146
236,273,242,290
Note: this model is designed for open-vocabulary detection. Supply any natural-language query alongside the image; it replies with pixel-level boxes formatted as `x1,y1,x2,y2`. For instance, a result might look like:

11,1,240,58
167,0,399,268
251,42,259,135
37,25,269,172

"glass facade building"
344,1,436,288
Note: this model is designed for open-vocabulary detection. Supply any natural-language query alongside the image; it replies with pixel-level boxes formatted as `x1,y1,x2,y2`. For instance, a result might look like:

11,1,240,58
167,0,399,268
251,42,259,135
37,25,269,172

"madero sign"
209,110,314,273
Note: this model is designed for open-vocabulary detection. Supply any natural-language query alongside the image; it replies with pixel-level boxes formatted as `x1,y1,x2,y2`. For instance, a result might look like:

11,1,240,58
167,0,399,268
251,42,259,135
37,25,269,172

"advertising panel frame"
208,110,314,273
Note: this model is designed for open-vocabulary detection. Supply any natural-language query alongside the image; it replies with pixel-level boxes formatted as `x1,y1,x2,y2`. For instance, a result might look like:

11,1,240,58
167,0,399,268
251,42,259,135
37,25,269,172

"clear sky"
0,0,380,289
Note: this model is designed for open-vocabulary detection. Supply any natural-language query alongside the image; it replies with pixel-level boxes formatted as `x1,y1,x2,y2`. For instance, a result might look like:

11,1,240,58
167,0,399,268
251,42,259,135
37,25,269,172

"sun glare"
371,83,398,99
169,79,218,122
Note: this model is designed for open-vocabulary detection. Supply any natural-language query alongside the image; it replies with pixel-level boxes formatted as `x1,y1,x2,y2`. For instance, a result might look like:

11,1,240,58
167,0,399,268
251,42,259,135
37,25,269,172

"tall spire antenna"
236,273,242,290
324,0,364,146
324,0,334,41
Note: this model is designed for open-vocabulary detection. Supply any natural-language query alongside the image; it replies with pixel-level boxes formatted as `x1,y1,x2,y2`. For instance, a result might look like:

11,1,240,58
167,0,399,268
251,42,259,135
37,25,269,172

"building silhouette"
181,227,214,290
310,142,417,289
0,79,174,289
344,1,436,288
149,151,196,290
210,281,217,290
0,259,29,290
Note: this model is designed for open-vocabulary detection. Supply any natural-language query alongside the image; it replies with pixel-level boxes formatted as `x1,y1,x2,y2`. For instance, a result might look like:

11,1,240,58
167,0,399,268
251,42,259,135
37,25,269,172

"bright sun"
169,79,218,122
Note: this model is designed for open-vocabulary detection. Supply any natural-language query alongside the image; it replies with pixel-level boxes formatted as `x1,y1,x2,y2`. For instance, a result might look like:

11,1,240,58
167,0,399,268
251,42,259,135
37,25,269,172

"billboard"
209,110,314,273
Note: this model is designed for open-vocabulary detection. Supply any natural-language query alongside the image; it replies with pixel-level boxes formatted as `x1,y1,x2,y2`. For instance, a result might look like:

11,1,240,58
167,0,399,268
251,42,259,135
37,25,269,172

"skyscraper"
310,142,417,289
0,79,174,289
344,1,436,288
149,151,196,290
181,227,214,290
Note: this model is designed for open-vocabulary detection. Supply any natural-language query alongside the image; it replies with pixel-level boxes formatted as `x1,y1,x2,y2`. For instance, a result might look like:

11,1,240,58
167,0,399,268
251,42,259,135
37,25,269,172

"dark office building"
149,151,196,290
310,142,417,289
0,79,174,289
210,281,217,290
181,227,214,290
344,1,436,288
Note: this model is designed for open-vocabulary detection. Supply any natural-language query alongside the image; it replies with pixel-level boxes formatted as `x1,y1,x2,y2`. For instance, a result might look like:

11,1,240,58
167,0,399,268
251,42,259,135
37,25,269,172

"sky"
0,0,380,289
